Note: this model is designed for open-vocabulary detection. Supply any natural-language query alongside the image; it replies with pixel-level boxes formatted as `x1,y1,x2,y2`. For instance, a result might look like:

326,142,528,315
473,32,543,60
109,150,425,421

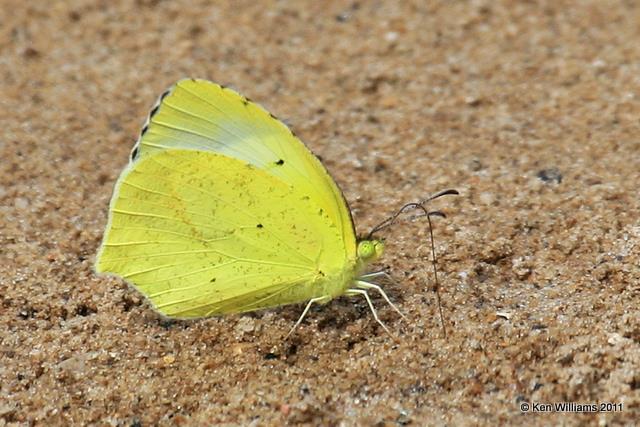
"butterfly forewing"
133,79,356,259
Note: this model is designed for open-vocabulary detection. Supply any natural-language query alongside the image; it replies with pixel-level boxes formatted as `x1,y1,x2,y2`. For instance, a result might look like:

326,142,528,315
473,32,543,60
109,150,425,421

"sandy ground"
1,0,639,425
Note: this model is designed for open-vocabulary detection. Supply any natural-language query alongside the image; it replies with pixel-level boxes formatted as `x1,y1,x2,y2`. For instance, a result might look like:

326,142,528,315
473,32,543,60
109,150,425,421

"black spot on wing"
275,159,285,166
161,87,171,100
131,147,139,161
256,223,263,228
149,104,160,117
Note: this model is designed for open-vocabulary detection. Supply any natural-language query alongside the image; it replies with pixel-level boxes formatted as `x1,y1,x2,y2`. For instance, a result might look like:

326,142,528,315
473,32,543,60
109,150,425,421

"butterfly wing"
132,79,356,260
96,149,350,317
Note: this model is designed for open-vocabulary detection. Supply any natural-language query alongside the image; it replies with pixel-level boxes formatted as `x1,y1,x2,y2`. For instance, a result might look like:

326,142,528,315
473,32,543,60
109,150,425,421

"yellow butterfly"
96,79,455,337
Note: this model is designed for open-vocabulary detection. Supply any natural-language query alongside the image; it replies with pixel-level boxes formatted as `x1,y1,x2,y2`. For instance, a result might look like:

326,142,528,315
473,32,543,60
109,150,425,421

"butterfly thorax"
276,240,383,306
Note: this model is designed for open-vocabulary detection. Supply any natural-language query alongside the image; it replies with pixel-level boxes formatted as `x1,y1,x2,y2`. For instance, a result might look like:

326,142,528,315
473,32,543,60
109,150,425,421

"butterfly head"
357,239,385,262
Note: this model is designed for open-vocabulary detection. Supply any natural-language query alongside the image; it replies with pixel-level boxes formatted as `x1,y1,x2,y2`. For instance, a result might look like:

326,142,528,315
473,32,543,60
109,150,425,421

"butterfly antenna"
426,211,447,338
366,188,459,240
365,188,458,337
391,203,448,338
418,188,459,205
366,203,416,240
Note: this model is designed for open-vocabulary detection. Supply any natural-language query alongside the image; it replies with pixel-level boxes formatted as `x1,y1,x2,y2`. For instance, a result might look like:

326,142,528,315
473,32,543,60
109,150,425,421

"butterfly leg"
359,270,391,281
345,288,394,337
285,295,330,340
355,280,407,321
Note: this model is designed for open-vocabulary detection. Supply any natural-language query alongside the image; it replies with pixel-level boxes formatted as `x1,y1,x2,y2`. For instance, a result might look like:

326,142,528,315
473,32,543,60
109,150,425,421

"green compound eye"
357,240,385,261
